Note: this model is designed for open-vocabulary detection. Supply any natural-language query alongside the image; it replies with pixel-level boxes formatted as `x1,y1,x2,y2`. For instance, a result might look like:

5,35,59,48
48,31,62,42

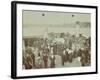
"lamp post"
42,13,48,40
76,21,80,37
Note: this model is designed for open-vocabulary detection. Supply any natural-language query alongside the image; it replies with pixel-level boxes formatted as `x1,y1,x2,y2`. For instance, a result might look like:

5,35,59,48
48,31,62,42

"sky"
23,10,91,27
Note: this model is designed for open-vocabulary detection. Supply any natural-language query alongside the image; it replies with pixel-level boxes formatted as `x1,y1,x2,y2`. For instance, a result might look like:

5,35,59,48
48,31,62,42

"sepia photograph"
11,1,97,79
22,10,91,69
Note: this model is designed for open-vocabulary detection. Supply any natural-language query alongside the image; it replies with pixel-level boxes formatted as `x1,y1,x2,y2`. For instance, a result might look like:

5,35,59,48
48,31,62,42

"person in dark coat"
53,43,57,55
31,52,35,68
36,53,43,69
61,50,66,66
68,48,73,63
24,53,33,69
65,49,69,62
50,54,55,68
80,52,86,66
43,52,48,68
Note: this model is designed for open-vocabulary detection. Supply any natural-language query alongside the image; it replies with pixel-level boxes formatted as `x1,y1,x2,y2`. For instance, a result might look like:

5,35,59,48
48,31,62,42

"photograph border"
11,1,98,79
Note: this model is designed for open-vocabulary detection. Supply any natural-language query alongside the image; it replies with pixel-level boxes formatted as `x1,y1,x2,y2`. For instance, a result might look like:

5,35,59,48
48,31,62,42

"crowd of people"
22,33,91,69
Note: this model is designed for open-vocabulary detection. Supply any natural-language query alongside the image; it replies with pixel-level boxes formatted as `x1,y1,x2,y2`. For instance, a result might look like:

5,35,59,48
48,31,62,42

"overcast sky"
22,10,91,27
